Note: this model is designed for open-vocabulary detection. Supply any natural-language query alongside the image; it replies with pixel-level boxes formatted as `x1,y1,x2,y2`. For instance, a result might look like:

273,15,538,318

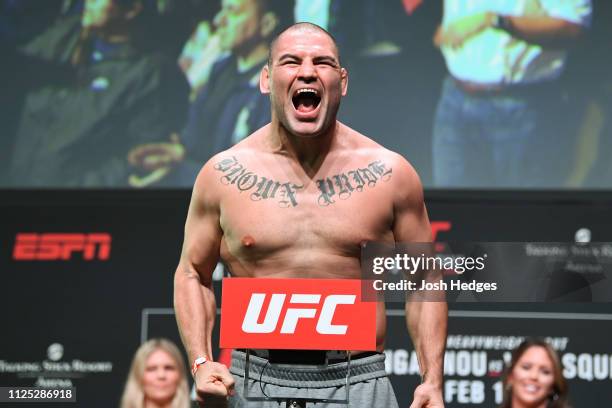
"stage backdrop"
2,1,611,189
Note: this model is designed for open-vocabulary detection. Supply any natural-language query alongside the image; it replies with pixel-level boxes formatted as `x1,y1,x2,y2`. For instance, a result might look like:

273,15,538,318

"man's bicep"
179,169,222,286
392,159,431,243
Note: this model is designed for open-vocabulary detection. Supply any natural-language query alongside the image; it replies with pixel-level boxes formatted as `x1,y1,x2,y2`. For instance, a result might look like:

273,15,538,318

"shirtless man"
174,22,447,408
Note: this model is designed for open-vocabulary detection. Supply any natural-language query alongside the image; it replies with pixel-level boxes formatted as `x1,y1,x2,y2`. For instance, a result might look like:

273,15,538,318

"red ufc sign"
220,278,376,350
13,233,112,261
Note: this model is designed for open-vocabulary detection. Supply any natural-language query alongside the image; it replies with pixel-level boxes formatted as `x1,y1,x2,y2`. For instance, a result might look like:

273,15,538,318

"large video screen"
1,0,609,189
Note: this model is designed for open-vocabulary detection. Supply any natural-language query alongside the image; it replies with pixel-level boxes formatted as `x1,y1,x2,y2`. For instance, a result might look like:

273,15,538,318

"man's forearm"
406,301,448,387
174,267,216,364
502,15,583,45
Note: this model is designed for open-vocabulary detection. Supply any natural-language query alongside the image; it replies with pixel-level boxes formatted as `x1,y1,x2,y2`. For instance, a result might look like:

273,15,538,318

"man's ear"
260,11,278,38
340,67,348,96
260,64,271,94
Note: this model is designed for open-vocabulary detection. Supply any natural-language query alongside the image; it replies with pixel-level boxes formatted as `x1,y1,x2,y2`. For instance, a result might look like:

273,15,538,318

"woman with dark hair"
500,338,570,408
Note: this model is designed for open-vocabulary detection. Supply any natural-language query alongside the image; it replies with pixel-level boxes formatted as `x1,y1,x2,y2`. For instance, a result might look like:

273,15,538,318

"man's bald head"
268,22,340,68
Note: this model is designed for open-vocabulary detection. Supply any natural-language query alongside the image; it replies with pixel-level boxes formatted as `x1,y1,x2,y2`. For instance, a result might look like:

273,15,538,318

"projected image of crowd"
1,0,610,189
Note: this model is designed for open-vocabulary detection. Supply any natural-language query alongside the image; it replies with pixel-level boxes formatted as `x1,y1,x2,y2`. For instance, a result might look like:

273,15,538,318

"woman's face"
141,349,181,406
509,346,556,408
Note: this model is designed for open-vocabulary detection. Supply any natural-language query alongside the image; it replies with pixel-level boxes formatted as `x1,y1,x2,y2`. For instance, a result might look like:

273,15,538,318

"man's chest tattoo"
214,157,392,208
214,156,303,207
315,161,392,206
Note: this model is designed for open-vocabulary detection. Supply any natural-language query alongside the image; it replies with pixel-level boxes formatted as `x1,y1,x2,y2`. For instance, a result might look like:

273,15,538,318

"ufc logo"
242,293,356,335
13,233,111,261
221,278,376,350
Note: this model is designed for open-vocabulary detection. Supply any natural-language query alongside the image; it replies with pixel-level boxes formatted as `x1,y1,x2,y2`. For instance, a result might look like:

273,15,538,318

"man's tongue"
294,94,319,113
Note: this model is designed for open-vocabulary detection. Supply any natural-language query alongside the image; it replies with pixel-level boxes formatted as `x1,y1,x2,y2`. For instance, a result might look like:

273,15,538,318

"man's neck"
268,121,340,175
236,42,269,73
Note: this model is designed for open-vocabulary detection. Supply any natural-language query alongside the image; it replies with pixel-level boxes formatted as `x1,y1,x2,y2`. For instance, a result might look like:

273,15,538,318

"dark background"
1,190,611,407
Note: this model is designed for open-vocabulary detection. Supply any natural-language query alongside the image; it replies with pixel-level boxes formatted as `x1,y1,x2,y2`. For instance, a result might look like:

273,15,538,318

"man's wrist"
492,13,513,32
421,373,444,389
191,356,210,377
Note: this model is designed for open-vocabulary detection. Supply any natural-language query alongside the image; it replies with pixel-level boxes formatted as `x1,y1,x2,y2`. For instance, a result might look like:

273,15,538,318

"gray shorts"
228,350,399,408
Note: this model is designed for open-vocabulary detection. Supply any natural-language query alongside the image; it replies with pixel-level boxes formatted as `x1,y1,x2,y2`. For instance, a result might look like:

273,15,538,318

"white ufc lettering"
241,293,356,335
316,295,355,334
241,294,285,333
281,294,320,334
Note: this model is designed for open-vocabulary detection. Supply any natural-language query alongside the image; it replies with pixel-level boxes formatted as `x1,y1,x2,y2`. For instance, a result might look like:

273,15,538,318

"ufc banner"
220,278,377,350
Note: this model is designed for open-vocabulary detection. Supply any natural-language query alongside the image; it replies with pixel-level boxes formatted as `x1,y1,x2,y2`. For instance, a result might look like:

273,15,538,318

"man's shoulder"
209,54,236,79
194,132,266,187
339,123,419,179
339,125,424,209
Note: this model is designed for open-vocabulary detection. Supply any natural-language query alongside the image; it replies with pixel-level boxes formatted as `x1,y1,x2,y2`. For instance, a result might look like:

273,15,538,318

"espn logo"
220,278,376,350
242,293,356,335
13,233,111,261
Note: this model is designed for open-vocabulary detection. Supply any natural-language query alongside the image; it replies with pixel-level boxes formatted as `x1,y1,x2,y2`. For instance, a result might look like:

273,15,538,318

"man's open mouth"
292,88,321,113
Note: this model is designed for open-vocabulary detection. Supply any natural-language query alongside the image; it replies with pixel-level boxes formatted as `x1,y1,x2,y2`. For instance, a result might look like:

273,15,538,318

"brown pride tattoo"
213,156,303,208
315,160,392,206
214,156,393,207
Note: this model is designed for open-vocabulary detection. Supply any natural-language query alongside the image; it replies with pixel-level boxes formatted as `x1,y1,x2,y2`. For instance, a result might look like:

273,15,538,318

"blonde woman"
121,338,190,408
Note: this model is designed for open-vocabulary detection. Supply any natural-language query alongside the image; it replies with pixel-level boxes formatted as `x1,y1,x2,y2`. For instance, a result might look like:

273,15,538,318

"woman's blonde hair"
120,338,190,408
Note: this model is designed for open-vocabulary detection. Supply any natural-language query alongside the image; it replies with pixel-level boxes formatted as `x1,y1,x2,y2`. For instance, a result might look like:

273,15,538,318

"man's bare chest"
212,155,395,256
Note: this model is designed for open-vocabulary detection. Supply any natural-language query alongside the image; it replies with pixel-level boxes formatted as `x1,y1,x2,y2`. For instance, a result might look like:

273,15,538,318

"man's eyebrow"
276,54,339,65
277,53,300,62
313,55,339,64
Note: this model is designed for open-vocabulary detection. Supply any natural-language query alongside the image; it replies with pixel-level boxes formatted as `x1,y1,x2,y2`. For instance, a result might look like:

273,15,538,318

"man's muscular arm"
391,154,447,408
435,0,586,49
494,16,583,46
174,159,234,405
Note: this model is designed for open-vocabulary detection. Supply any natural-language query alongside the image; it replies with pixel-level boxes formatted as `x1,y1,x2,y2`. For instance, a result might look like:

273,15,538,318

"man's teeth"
296,88,318,95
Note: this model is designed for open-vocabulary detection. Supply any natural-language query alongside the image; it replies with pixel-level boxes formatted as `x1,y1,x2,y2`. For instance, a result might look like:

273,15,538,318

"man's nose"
297,61,317,82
